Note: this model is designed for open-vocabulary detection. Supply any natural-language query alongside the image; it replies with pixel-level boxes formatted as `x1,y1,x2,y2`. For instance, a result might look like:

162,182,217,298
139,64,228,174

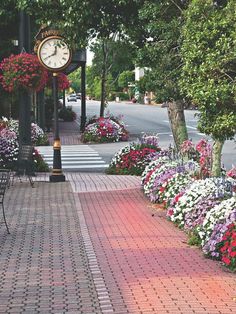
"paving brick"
2,169,236,314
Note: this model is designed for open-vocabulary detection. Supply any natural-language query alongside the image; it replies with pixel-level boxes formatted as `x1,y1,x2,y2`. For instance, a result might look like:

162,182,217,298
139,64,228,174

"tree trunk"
100,68,106,117
211,140,224,177
100,41,108,117
167,100,188,151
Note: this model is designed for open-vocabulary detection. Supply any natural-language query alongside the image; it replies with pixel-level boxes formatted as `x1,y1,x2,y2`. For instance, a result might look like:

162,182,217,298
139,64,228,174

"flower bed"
0,117,49,171
164,176,236,270
82,115,129,143
142,159,199,203
6,118,49,146
106,134,162,175
180,139,212,177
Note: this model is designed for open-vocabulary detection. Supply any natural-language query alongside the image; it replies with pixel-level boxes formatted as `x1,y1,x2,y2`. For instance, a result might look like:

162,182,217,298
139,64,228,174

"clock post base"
49,174,65,182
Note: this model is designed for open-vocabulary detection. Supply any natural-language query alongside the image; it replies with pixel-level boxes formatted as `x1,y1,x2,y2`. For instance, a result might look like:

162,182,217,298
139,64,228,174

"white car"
67,94,77,102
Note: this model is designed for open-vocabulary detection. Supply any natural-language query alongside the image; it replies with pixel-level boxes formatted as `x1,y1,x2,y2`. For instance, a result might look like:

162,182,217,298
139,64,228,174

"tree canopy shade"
180,0,236,175
17,0,144,46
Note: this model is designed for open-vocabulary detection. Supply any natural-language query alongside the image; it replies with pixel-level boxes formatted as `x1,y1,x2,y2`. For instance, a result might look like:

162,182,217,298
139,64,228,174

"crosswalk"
35,145,109,171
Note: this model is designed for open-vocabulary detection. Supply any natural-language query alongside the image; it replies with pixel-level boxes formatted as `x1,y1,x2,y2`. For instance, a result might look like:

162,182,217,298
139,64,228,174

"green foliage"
33,156,49,172
116,92,130,101
132,0,189,102
68,68,81,93
180,0,236,141
34,134,49,146
118,70,134,89
17,0,144,47
89,39,135,104
187,229,201,246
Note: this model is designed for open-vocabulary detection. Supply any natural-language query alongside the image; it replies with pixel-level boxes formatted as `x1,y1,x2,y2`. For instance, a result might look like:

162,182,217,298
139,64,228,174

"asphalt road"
67,99,235,169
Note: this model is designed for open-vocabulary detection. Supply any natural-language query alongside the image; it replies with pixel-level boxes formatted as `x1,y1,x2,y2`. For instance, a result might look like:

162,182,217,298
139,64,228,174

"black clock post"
49,73,65,182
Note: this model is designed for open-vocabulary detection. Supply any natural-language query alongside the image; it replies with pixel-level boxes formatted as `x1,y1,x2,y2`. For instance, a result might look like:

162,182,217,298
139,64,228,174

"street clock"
37,36,72,72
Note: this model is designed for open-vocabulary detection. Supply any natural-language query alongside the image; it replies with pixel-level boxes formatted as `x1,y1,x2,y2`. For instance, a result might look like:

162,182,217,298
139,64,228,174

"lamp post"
49,73,65,182
37,32,72,183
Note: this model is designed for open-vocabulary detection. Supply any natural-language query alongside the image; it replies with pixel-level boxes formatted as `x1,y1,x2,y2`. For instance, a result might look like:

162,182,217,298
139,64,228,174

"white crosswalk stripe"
36,145,109,171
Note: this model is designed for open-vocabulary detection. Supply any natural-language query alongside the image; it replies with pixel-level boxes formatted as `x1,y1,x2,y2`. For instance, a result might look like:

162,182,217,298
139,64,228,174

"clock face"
38,36,71,71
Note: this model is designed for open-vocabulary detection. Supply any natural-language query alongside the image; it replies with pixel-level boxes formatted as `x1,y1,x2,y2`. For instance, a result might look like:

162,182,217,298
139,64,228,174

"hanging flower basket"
0,53,48,92
47,72,70,91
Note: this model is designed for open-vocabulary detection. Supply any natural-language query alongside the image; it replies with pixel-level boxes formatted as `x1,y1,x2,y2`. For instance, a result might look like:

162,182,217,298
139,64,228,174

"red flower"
159,186,165,193
222,256,231,265
229,251,236,258
0,53,48,92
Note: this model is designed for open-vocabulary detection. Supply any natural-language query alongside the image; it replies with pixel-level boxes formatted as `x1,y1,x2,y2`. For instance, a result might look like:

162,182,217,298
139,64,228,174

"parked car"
76,93,81,99
67,94,77,102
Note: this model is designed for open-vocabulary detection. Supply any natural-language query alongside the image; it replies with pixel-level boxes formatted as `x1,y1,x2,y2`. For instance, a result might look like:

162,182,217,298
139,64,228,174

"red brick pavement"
1,173,236,313
78,184,236,314
47,121,81,145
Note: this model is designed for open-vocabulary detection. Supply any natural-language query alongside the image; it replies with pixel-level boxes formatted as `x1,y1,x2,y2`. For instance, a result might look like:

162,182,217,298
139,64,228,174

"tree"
180,0,236,176
68,68,81,93
118,70,135,90
91,39,135,115
131,0,189,151
17,0,144,46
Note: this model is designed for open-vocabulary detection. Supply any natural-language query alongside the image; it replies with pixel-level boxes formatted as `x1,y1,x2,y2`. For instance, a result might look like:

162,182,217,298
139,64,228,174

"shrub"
59,106,77,122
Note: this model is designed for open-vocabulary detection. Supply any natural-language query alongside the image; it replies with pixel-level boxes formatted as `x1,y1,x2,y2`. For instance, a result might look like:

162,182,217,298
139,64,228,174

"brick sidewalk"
47,121,81,145
0,180,101,314
74,174,236,314
0,174,236,313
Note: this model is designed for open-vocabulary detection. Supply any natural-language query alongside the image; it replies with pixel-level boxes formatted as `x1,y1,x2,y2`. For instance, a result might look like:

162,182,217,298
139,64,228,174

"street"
66,99,235,169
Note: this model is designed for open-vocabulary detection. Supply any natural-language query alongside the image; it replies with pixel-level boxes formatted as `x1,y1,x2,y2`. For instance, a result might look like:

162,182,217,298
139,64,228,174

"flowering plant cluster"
180,138,212,177
47,73,70,91
163,173,236,269
142,159,198,203
168,178,234,227
139,134,160,148
6,118,48,146
82,115,129,143
200,197,236,247
0,127,19,168
32,148,49,172
217,223,236,271
162,173,193,208
0,117,49,171
107,142,161,176
227,166,236,179
0,53,48,92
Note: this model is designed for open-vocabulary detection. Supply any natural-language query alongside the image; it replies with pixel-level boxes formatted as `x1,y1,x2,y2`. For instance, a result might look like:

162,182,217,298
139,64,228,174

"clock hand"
44,53,55,60
44,46,57,60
